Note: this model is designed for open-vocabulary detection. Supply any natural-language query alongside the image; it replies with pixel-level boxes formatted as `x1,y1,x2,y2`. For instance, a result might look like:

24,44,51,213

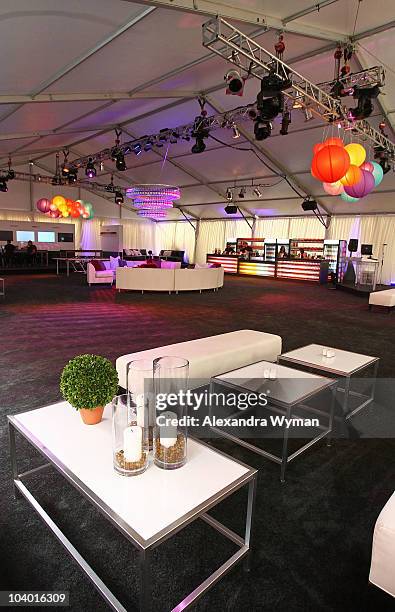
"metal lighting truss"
68,104,256,169
202,16,395,159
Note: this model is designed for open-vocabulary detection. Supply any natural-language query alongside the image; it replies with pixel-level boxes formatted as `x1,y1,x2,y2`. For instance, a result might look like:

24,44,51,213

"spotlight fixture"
61,150,70,177
225,204,238,214
348,85,380,121
67,169,78,184
280,110,291,135
231,123,240,139
257,91,284,121
260,72,292,97
61,165,70,177
144,139,154,152
170,131,179,144
133,143,142,156
114,191,124,205
238,187,246,199
226,188,233,201
254,119,272,141
105,175,115,192
191,136,206,154
6,169,15,180
85,158,96,178
253,186,262,198
225,70,244,96
115,152,126,171
301,197,318,212
0,179,8,192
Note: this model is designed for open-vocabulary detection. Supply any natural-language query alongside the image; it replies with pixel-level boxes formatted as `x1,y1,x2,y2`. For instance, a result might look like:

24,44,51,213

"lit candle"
159,410,178,449
263,368,270,379
123,426,143,463
269,368,277,380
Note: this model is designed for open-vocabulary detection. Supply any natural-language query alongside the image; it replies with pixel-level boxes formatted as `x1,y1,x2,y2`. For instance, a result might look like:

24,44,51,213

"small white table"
211,360,336,482
8,402,257,612
278,344,379,420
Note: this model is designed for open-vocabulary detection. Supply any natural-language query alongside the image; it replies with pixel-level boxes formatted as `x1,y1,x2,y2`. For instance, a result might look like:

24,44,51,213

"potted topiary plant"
60,354,119,425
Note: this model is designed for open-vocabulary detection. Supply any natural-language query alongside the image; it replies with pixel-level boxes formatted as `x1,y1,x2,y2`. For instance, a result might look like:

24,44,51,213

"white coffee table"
278,344,379,420
211,360,336,482
8,402,257,612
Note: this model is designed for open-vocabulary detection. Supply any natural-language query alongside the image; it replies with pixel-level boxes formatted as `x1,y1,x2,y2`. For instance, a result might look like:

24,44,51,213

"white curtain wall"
1,210,394,284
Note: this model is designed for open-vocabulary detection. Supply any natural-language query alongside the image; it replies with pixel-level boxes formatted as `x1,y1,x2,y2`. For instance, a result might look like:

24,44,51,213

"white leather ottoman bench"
116,329,282,389
369,289,395,313
370,491,395,597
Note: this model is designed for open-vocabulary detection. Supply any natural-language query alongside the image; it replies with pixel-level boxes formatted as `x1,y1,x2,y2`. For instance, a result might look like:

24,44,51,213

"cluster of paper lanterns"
36,195,94,219
311,138,384,203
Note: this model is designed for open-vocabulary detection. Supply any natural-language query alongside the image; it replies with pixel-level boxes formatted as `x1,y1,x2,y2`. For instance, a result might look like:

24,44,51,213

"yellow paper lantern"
340,164,363,186
52,195,66,208
344,143,366,167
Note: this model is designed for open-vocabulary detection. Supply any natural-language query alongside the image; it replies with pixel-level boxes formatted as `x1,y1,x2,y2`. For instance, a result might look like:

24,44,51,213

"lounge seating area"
115,264,224,293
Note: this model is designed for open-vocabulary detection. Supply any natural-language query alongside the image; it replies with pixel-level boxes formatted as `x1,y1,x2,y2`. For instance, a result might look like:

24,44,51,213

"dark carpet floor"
1,273,394,612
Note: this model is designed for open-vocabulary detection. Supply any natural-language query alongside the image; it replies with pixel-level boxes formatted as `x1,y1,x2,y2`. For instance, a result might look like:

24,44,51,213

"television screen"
58,232,74,243
16,230,34,242
38,231,55,242
361,244,373,256
0,230,13,241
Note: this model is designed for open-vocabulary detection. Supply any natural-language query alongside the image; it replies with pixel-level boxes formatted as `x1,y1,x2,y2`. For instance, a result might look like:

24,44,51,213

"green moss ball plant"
60,354,119,424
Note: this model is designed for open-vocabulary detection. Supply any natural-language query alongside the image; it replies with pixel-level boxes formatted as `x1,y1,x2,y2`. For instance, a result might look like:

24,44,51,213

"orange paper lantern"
340,164,363,186
325,136,344,147
311,155,321,179
313,142,325,156
313,145,350,183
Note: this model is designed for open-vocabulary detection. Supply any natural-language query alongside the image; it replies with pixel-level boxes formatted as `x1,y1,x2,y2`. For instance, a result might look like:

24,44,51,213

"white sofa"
370,491,395,597
116,329,282,389
369,289,395,312
174,267,224,292
116,266,223,293
87,261,113,286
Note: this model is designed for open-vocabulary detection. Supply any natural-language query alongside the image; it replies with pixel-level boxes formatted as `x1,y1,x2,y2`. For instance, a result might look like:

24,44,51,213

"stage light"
253,187,262,198
170,131,179,144
114,191,124,204
133,143,142,156
85,158,96,178
191,137,206,154
280,110,291,135
257,92,284,121
238,187,246,199
67,169,78,184
6,169,15,180
301,197,318,212
348,85,379,121
115,153,126,171
254,119,272,141
231,123,240,139
225,204,238,214
260,72,292,97
226,188,233,201
0,179,8,192
61,165,70,177
144,139,153,152
225,70,244,96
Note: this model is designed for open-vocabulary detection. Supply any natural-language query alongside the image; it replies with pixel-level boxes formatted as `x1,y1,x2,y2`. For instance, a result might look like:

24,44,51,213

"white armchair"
87,262,114,286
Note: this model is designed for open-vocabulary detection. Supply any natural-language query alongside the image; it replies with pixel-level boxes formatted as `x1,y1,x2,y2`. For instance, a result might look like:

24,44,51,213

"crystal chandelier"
126,184,180,219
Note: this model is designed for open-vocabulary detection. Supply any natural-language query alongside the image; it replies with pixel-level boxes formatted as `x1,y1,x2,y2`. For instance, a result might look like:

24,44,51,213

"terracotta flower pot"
79,406,104,425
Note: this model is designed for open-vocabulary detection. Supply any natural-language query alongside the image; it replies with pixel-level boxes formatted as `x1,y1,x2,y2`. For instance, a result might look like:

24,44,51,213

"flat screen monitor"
0,230,13,241
361,244,373,256
58,232,74,243
16,230,34,242
38,231,55,242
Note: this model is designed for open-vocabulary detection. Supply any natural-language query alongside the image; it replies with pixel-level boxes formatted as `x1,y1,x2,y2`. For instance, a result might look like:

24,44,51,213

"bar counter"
206,254,329,283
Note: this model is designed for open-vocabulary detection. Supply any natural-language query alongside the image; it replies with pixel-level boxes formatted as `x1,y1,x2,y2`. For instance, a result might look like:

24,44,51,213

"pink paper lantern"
344,169,375,198
323,181,344,196
360,161,374,172
36,198,51,213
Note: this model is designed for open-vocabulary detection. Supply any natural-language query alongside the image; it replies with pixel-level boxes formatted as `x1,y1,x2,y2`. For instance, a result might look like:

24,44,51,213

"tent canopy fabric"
0,0,394,220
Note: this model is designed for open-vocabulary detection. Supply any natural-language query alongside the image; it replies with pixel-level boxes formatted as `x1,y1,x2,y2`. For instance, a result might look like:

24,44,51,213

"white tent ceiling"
0,0,394,220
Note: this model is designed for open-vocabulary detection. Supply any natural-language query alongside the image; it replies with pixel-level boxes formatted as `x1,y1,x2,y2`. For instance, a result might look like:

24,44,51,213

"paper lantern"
313,145,350,183
323,181,344,195
360,161,374,172
325,137,344,147
311,155,321,179
49,209,61,218
52,195,66,208
340,192,359,203
344,143,366,167
340,164,363,186
344,169,375,198
313,143,325,155
36,198,51,213
370,161,384,187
